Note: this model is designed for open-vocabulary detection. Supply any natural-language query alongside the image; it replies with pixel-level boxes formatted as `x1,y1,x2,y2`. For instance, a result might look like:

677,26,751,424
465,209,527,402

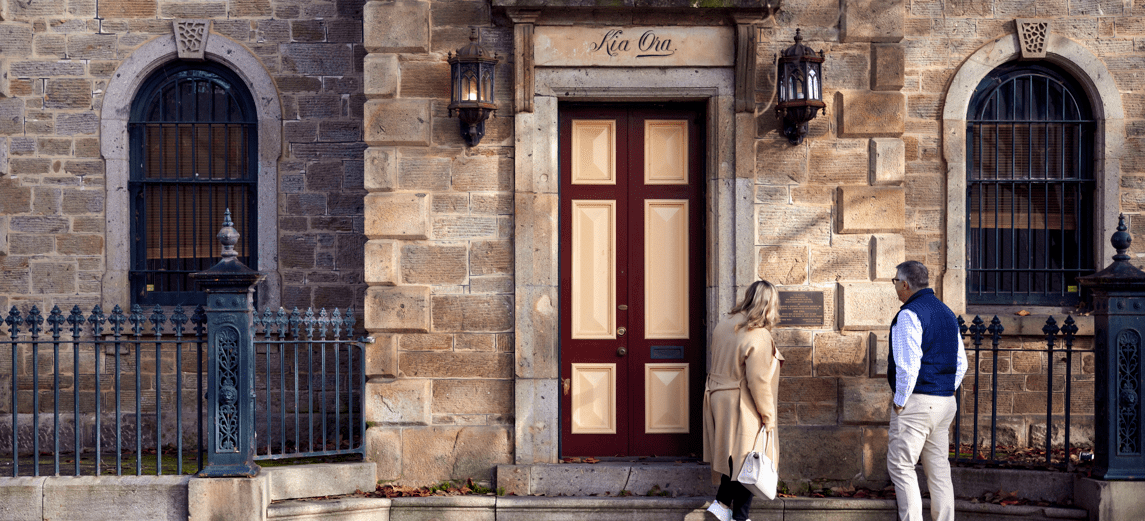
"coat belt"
705,373,740,393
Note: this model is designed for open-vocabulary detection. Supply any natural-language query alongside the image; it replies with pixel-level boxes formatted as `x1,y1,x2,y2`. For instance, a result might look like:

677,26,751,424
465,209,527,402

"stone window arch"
101,33,282,307
941,31,1124,313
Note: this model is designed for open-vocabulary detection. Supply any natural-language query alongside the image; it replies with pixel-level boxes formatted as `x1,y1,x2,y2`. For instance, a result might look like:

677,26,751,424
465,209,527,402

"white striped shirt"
890,309,968,407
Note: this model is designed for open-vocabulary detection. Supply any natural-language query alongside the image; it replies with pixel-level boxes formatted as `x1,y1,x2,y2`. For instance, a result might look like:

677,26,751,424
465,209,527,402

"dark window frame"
966,62,1096,307
128,61,258,306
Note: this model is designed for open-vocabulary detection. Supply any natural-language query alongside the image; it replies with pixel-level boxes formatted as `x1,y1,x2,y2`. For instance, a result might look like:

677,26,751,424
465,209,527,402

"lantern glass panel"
808,66,820,101
462,70,478,102
481,68,494,103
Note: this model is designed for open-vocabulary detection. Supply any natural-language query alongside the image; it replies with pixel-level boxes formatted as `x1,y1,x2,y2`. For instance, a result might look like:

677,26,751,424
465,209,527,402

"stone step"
264,495,1088,521
267,497,391,521
261,462,377,501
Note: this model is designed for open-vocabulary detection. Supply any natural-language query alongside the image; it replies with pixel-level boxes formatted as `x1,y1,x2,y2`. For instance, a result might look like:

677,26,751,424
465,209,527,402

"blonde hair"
729,280,780,332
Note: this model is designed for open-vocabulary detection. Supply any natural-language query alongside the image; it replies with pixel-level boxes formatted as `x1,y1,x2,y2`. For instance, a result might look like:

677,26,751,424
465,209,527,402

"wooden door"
559,104,705,457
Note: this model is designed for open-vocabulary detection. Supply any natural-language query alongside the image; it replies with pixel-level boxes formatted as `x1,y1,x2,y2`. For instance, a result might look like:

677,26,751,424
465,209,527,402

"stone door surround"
510,14,760,463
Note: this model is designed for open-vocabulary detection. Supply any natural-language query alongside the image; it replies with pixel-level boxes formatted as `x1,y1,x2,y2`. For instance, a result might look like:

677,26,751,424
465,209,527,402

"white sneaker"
706,501,732,521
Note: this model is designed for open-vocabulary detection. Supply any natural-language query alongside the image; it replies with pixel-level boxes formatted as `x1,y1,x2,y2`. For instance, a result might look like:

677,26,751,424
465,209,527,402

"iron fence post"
1078,214,1145,480
191,210,266,477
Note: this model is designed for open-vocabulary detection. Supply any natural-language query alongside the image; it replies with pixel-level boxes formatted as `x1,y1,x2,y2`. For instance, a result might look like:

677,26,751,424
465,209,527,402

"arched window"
967,62,1095,306
129,62,258,305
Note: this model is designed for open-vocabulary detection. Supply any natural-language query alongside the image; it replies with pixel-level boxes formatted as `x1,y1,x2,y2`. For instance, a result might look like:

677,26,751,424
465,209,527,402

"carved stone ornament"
1016,19,1049,59
175,19,211,60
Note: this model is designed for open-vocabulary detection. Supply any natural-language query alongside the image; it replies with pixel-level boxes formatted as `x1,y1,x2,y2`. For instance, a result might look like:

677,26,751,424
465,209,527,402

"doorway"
559,103,706,457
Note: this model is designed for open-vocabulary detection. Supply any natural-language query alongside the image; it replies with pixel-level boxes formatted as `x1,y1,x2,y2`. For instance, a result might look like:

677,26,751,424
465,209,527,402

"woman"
703,280,783,521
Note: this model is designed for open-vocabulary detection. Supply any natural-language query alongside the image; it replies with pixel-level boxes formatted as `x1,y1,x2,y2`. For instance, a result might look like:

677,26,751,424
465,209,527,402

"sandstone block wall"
361,0,515,486
0,0,368,314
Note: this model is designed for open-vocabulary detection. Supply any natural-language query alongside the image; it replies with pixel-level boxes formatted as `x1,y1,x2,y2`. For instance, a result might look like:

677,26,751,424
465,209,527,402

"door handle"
617,346,627,356
617,327,626,336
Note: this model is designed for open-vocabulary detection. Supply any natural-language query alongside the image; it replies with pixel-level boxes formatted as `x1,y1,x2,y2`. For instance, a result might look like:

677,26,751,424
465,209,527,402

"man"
887,260,967,521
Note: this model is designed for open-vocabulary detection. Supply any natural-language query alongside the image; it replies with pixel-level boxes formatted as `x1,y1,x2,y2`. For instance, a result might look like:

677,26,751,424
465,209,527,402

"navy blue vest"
886,288,960,397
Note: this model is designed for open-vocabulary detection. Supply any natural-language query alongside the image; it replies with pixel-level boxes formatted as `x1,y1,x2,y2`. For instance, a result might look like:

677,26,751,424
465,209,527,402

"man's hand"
893,402,905,415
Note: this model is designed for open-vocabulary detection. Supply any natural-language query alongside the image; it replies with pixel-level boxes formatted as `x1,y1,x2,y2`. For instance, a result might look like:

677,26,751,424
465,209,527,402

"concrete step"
261,462,376,501
264,495,1088,521
268,497,391,521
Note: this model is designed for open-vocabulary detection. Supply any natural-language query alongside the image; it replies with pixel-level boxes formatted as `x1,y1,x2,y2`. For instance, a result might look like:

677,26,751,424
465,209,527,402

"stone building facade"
0,0,1136,489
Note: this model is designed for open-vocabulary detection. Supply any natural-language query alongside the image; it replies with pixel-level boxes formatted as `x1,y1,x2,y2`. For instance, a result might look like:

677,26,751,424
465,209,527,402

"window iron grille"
128,63,258,306
966,63,1095,307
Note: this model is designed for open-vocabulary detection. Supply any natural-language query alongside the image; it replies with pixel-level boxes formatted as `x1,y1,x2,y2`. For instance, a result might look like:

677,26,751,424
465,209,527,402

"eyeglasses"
891,278,902,284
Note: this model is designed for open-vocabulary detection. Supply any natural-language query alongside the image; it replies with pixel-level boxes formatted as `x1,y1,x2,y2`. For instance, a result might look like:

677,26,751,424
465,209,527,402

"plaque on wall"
778,291,824,327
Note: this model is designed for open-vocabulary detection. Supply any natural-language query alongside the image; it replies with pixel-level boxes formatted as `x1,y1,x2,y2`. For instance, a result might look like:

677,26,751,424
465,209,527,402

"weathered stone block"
841,378,891,423
839,282,901,330
43,476,190,520
97,0,156,18
187,475,267,521
810,246,869,283
364,54,399,98
757,205,830,246
364,147,396,192
365,285,430,332
453,155,511,192
869,138,905,185
813,332,868,376
66,34,116,59
0,177,31,213
841,0,905,43
780,426,863,480
364,334,398,377
398,156,451,191
837,186,905,234
0,98,24,136
0,476,43,521
281,44,353,76
433,379,512,415
871,43,905,91
402,426,512,485
470,241,512,275
364,1,429,53
400,352,512,379
431,295,512,332
365,192,429,239
861,426,889,484
401,244,467,284
364,426,402,481
0,25,33,59
869,233,904,281
836,90,905,137
364,99,431,146
365,378,431,424
809,138,867,185
869,331,888,377
365,240,397,285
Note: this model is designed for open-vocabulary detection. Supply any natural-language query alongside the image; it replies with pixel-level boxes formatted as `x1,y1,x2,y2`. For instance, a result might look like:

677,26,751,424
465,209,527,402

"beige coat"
702,313,783,485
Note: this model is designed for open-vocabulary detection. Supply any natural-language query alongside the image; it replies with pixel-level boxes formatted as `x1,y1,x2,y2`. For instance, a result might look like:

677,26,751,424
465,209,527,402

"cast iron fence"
952,314,1092,470
1,304,363,477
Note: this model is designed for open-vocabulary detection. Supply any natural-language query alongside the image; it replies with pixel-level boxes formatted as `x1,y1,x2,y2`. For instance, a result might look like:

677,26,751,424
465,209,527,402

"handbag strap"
752,426,770,453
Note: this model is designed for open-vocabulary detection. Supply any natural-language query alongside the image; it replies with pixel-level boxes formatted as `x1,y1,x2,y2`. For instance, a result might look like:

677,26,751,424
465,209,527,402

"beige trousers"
887,393,957,521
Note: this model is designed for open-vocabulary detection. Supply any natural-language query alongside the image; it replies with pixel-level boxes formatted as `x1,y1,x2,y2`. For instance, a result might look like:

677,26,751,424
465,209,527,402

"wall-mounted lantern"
448,27,499,146
775,29,825,145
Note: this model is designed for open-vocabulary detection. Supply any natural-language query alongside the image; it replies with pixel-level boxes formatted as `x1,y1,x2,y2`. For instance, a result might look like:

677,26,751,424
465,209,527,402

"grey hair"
895,260,929,290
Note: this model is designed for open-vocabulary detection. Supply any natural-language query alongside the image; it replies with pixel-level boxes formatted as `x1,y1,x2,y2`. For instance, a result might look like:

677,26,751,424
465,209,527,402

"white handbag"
736,428,778,500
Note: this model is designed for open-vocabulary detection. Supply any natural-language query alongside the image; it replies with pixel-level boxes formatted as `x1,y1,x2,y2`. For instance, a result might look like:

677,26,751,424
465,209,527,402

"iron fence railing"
2,303,363,477
952,314,1092,470
252,307,364,461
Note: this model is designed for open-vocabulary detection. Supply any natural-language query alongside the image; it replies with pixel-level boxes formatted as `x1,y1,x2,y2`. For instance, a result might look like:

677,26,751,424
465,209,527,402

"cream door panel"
645,363,689,434
571,120,616,185
644,200,688,339
571,363,617,434
571,200,616,339
644,120,688,185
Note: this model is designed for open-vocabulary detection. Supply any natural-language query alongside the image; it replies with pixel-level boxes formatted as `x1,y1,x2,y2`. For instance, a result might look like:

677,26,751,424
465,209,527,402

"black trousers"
716,457,753,520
